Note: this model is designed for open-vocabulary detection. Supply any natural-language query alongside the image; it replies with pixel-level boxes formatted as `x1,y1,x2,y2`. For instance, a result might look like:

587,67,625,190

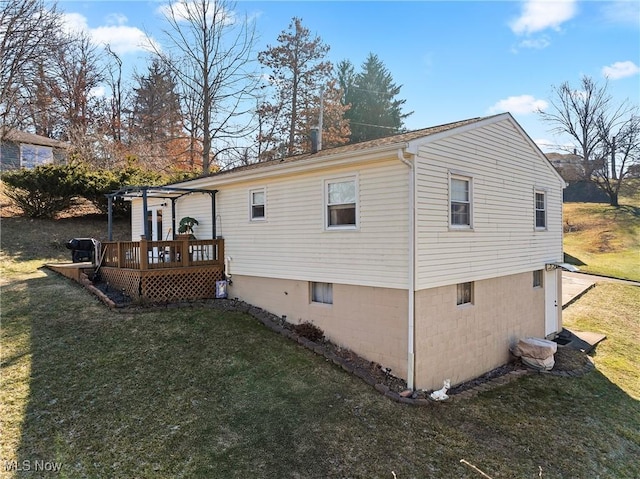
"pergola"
106,186,218,241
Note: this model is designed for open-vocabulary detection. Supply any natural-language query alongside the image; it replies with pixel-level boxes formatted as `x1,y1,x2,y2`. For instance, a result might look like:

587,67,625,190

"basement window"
456,282,473,306
533,270,543,288
311,282,333,305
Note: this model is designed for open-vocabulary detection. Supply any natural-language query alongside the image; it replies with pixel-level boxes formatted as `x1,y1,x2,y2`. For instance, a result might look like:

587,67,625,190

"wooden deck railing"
100,238,224,270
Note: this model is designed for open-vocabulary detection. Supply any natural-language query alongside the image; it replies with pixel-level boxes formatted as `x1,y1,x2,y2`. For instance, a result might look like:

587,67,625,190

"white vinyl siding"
131,196,212,240
215,159,409,289
414,119,564,290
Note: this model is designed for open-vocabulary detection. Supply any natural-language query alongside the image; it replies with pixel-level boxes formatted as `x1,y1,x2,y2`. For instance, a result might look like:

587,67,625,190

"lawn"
1,217,640,478
563,179,640,282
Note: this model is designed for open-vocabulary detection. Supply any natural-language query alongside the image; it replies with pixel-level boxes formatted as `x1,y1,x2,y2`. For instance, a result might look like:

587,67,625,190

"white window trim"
456,281,474,307
535,189,547,231
249,187,266,222
324,175,359,231
449,171,473,230
310,282,333,305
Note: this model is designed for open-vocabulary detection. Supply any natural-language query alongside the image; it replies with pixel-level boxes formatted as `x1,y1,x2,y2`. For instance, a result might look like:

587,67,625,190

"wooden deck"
99,238,225,302
50,238,226,303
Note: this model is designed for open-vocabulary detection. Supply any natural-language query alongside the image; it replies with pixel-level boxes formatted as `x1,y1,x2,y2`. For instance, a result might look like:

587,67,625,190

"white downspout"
398,148,416,390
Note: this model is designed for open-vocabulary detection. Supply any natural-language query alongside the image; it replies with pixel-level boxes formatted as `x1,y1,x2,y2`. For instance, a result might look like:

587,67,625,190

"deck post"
181,237,189,267
117,242,124,268
140,237,148,270
107,195,113,241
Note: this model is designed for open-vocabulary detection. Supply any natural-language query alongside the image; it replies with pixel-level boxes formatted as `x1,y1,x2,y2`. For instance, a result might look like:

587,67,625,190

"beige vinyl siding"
218,158,409,289
415,119,563,290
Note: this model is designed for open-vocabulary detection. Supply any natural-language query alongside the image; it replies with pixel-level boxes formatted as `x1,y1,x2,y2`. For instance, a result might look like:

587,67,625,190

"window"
250,188,265,220
456,282,473,306
535,191,546,229
326,178,356,228
533,270,543,288
450,176,471,227
311,282,333,304
20,144,53,169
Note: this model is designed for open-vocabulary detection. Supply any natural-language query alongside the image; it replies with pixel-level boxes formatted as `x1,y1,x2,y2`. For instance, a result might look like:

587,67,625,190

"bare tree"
49,33,104,157
0,0,64,137
156,0,258,175
594,114,640,207
540,76,632,180
105,45,124,143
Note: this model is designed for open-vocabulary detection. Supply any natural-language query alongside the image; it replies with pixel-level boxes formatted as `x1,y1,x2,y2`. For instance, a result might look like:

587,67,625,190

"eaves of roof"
175,115,496,189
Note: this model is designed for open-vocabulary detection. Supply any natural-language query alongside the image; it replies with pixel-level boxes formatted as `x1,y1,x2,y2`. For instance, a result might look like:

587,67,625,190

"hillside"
563,179,640,282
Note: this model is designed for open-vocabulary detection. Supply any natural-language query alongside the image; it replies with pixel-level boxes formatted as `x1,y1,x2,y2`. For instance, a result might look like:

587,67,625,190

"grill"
65,238,100,264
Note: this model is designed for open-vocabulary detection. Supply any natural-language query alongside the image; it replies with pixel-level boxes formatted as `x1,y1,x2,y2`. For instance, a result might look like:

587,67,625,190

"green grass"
562,283,640,399
563,180,640,281
2,216,640,478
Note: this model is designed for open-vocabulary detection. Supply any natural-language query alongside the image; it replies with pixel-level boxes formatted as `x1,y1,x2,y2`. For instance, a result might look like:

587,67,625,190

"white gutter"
397,148,416,390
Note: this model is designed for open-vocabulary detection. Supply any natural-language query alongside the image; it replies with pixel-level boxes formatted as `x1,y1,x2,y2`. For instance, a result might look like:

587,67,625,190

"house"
122,113,566,391
0,128,69,170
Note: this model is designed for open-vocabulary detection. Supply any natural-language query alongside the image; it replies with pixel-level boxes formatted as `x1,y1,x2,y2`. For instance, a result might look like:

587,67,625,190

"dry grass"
2,214,640,478
563,283,640,399
563,180,640,281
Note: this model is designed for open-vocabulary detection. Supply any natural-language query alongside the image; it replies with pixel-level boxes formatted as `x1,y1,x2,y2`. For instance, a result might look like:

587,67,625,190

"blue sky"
58,0,640,152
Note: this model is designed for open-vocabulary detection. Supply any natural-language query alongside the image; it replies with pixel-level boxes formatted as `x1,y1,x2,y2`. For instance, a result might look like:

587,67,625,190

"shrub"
294,321,325,343
81,160,165,217
1,163,86,218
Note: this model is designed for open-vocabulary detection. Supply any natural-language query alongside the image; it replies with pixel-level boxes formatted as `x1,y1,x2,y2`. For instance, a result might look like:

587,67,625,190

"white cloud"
157,1,236,25
517,36,551,50
61,12,89,34
89,86,106,98
105,13,128,26
488,95,549,115
510,0,577,35
602,61,640,80
92,25,158,55
61,12,157,55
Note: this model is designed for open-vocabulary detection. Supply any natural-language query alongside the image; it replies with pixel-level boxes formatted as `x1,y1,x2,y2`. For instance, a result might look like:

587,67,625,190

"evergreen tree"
132,59,182,144
258,17,349,160
339,53,412,143
130,59,185,170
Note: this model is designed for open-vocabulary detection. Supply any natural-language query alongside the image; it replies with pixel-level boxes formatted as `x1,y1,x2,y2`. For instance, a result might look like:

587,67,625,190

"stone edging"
80,287,597,404
206,299,596,405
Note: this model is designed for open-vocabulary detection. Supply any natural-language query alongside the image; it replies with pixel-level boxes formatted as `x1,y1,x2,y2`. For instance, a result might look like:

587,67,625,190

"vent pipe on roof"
310,127,319,154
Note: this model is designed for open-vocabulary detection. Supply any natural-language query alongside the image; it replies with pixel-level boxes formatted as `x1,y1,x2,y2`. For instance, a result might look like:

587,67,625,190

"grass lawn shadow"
4,271,640,478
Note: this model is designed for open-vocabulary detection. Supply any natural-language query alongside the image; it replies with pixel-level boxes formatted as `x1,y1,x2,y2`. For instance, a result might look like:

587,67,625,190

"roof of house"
213,115,489,178
167,112,563,189
1,128,69,149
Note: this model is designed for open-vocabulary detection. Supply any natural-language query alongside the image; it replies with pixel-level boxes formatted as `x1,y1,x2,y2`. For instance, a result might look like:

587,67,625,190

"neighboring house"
546,152,609,203
0,128,69,170
128,113,566,391
546,151,583,182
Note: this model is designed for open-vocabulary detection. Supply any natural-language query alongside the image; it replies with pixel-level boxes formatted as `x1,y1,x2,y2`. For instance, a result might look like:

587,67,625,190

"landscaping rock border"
206,298,596,405
78,282,597,405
